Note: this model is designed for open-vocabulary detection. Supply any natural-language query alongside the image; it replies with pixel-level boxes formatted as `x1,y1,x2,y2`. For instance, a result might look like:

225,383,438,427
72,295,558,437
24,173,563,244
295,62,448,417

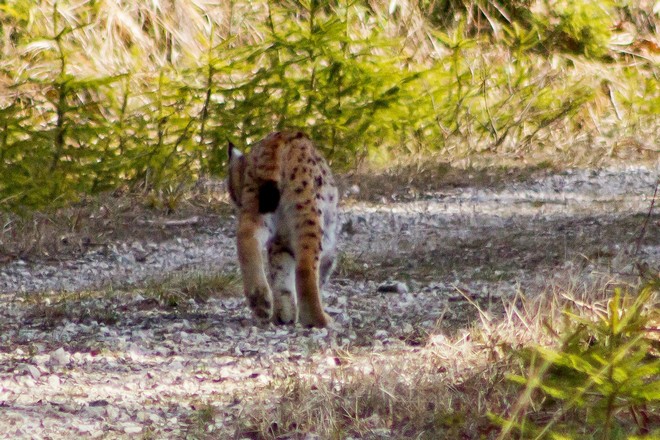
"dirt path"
0,165,658,438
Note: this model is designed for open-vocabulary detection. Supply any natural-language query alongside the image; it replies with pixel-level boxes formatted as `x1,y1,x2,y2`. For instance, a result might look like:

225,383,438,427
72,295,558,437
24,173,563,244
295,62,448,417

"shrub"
497,278,660,439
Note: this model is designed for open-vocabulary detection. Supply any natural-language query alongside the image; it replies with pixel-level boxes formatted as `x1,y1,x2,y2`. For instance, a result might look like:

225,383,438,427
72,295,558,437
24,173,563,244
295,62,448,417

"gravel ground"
0,165,658,438
2,166,658,294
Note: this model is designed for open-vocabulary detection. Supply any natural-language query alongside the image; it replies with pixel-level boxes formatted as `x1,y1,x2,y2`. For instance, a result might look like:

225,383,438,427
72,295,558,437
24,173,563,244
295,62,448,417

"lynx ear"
227,141,246,207
228,141,242,161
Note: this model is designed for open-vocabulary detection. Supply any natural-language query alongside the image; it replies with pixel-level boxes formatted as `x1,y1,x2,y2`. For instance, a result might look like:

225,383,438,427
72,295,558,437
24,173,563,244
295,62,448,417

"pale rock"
324,306,342,314
24,364,41,380
169,360,184,371
374,330,388,339
123,424,142,434
310,328,328,340
127,343,143,360
32,343,47,354
154,346,170,356
76,424,98,434
106,406,120,420
136,411,149,422
19,376,36,388
49,348,71,366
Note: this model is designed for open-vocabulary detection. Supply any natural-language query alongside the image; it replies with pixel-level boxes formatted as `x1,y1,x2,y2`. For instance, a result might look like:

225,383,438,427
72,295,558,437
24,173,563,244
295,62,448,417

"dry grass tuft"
20,289,120,329
17,268,241,328
141,270,242,309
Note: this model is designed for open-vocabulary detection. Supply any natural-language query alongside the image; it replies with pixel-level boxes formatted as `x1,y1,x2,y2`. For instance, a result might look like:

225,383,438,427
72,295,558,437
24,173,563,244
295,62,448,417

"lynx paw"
272,289,297,325
246,285,273,320
299,309,332,328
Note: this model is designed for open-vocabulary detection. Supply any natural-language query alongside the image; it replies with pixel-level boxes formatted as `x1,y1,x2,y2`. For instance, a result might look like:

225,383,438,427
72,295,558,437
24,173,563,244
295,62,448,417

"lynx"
227,131,339,328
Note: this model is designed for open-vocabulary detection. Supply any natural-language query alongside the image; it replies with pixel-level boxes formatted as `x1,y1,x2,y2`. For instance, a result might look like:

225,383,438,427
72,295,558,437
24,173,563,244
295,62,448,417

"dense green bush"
548,0,615,58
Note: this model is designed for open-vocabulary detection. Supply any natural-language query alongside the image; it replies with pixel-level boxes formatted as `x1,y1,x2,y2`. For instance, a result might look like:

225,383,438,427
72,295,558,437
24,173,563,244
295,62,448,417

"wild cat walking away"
227,131,339,328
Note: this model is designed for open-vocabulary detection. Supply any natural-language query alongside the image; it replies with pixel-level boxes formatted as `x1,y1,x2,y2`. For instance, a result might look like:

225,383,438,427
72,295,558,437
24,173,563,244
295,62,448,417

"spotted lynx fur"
227,131,339,328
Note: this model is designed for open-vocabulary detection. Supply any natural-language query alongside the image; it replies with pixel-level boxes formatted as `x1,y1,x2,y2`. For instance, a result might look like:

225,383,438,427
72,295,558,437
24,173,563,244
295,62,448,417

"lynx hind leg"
295,247,331,328
319,253,336,288
268,245,297,325
237,217,273,321
320,187,339,289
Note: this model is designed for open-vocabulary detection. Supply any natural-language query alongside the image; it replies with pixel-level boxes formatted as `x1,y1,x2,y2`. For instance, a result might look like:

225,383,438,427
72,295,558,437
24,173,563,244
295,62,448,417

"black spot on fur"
295,131,305,139
258,180,280,213
315,176,323,187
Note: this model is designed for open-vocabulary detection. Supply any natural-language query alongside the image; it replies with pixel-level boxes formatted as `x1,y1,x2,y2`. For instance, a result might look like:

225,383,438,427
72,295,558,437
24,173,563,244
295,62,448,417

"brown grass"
21,289,121,330
141,270,242,309
17,268,241,330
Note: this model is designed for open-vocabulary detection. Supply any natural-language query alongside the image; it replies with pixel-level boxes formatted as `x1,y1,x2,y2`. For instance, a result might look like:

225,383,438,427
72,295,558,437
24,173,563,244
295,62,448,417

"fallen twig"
136,216,200,227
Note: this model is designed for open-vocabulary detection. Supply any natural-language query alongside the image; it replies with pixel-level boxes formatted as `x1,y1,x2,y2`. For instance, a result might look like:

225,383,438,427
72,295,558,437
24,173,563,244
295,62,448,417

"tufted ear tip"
228,141,242,160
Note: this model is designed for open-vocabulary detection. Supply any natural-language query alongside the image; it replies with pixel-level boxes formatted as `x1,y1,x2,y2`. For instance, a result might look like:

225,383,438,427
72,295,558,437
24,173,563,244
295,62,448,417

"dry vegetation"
236,279,659,440
0,0,658,211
